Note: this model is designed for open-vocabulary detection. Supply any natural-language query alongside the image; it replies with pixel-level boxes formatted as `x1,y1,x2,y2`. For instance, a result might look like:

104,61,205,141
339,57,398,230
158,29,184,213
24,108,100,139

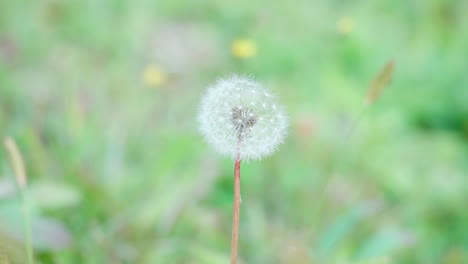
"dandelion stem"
231,155,241,264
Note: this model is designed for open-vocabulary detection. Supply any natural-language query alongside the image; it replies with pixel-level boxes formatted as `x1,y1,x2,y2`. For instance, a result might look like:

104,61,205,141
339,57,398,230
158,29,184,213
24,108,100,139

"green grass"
1,0,468,263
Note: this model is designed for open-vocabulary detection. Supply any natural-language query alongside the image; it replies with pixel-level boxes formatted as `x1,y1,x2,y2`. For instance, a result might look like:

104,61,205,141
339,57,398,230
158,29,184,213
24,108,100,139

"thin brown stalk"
230,156,241,264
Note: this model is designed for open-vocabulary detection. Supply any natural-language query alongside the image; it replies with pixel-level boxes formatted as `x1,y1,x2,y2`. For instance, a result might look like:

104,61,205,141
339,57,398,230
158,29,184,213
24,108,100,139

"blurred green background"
1,0,467,263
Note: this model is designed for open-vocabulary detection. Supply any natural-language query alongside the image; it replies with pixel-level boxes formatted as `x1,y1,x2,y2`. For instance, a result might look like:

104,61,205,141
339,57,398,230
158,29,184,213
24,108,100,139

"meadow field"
1,0,467,263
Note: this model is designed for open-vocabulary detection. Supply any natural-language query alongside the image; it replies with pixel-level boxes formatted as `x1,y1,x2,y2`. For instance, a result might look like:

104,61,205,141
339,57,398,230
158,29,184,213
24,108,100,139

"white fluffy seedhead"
198,76,288,161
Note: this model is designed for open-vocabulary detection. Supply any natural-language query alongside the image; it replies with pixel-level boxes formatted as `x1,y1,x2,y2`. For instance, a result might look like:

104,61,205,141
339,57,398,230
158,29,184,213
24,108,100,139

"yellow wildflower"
231,38,257,59
143,65,167,87
337,16,355,35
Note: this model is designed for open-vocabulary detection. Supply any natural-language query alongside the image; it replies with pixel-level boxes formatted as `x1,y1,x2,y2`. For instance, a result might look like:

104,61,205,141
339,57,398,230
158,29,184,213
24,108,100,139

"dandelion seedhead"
198,76,288,161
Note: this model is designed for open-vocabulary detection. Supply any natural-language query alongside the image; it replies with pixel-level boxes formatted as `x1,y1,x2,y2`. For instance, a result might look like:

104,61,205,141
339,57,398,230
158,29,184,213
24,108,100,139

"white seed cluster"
198,76,288,161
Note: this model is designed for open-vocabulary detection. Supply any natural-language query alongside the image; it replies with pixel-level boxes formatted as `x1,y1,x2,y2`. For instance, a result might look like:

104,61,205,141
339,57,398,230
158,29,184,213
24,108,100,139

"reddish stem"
231,157,241,264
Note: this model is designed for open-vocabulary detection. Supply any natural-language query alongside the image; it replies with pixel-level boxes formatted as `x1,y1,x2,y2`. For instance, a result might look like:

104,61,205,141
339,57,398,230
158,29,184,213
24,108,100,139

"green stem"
21,190,34,264
310,103,369,225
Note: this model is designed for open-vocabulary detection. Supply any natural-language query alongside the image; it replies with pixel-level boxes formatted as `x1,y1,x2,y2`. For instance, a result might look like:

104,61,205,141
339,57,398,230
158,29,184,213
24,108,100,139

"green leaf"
354,228,413,260
0,199,72,251
29,181,82,210
316,201,380,259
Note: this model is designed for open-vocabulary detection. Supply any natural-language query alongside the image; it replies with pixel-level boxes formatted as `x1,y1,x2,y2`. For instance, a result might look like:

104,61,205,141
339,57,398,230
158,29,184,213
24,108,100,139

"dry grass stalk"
365,60,395,104
4,137,27,189
3,137,34,264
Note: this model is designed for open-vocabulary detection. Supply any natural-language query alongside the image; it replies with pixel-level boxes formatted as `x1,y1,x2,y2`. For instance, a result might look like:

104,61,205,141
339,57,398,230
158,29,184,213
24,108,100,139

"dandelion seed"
197,75,288,263
198,76,288,161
